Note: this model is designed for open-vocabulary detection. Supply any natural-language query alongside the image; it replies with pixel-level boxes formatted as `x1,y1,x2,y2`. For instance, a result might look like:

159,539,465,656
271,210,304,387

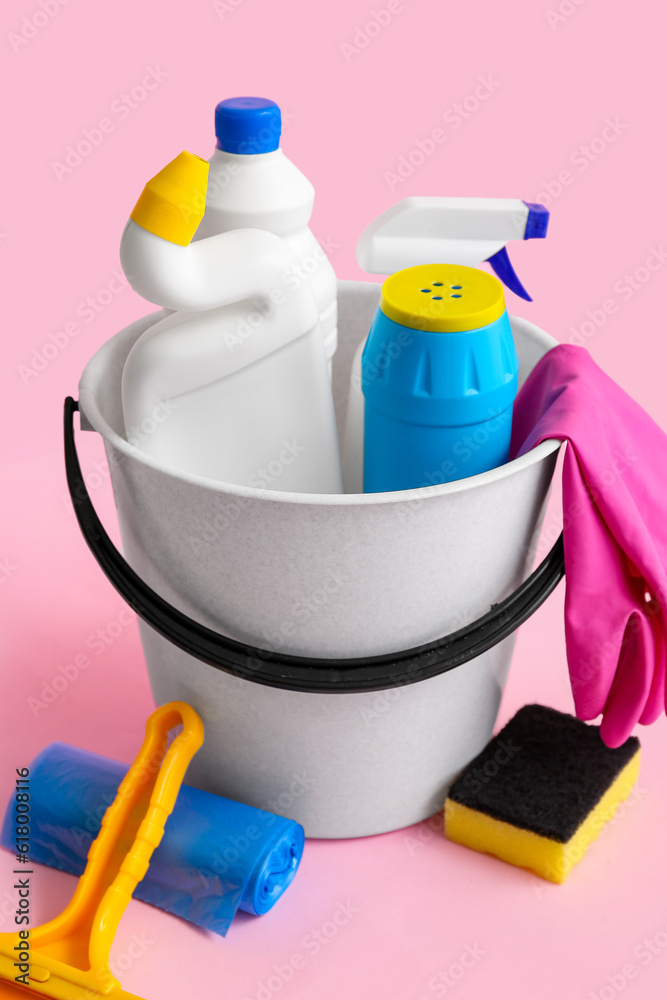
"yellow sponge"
444,705,641,883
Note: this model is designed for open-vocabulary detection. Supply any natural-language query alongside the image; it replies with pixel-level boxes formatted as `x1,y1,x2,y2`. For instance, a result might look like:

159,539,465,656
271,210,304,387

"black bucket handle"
64,396,564,694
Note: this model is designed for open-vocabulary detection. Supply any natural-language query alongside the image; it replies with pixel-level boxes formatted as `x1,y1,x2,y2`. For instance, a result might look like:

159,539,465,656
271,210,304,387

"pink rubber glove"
510,344,667,747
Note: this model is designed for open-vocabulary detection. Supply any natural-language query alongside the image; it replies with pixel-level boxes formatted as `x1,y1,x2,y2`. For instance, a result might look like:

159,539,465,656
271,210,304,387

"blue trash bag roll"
1,742,304,936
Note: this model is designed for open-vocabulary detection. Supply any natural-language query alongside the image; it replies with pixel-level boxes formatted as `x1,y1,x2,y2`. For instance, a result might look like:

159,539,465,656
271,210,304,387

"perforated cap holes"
420,279,462,300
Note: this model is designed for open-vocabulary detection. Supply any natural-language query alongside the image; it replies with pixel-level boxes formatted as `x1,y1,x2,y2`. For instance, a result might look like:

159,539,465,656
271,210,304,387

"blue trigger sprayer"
355,196,549,301
344,197,549,493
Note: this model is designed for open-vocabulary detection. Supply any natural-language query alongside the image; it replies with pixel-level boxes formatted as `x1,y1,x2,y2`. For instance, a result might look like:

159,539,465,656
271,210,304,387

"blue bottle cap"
214,97,281,155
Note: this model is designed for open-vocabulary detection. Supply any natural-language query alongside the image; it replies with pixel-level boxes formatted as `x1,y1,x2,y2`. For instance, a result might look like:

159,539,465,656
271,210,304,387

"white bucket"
75,280,561,838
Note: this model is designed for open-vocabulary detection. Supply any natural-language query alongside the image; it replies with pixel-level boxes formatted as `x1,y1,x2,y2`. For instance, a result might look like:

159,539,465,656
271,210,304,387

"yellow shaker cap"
130,150,209,246
380,263,506,333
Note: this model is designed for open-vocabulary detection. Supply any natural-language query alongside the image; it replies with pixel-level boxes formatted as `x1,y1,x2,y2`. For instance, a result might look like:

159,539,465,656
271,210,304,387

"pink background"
1,0,666,997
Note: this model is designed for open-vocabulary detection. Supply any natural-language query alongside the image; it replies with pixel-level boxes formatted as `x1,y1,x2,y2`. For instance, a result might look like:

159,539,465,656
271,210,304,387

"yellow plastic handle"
0,702,204,999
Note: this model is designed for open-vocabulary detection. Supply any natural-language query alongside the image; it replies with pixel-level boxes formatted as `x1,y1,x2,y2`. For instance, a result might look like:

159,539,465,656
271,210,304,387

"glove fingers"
639,599,666,724
599,611,654,747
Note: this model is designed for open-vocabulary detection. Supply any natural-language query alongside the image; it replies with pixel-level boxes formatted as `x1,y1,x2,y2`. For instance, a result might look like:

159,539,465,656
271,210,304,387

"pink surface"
1,1,666,998
511,345,667,748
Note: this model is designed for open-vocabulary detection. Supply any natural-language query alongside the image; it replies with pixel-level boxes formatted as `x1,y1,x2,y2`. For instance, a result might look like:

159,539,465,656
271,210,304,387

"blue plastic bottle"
362,263,519,493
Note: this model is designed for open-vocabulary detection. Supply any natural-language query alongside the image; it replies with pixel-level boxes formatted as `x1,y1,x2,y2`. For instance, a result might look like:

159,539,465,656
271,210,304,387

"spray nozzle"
356,197,549,302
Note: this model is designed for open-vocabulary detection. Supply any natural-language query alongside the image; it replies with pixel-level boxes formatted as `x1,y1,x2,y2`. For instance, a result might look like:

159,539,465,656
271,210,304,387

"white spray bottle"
119,151,343,494
344,196,549,492
194,97,338,372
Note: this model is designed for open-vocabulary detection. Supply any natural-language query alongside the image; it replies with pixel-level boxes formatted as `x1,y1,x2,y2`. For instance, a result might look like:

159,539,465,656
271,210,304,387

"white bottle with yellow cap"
119,151,343,494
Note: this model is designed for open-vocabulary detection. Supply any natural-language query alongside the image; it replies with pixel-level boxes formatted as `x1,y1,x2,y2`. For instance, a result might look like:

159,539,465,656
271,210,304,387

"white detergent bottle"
119,150,343,494
194,97,338,371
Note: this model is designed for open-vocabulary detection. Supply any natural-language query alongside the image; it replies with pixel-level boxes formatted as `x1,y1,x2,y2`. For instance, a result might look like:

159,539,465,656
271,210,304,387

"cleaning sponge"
444,704,641,883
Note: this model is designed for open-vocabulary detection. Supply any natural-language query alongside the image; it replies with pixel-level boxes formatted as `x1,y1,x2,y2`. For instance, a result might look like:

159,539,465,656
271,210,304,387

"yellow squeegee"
0,702,204,1000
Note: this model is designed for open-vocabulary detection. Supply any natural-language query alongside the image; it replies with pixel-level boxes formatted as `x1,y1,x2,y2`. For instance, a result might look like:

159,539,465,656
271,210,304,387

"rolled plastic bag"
1,743,304,936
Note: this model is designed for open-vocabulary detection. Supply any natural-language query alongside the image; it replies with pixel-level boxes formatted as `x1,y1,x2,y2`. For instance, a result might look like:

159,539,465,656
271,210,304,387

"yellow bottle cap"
380,263,505,333
130,150,209,246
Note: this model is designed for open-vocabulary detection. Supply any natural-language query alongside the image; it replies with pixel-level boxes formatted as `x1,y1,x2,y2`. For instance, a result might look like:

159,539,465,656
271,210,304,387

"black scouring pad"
444,704,641,882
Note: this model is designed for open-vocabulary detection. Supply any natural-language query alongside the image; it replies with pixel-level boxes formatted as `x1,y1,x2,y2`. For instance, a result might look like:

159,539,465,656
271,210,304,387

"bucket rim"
78,285,562,507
